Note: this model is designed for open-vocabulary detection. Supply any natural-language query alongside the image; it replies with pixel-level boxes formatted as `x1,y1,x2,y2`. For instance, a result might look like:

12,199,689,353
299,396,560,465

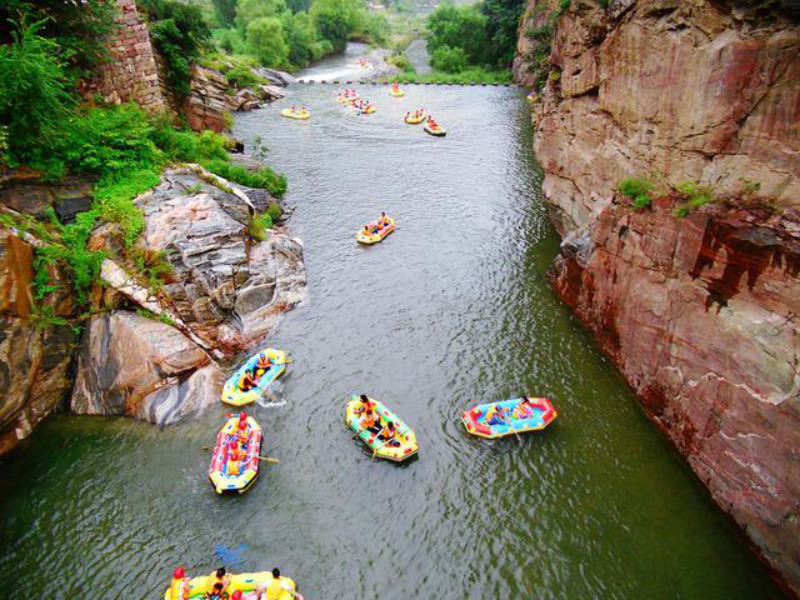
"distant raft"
389,86,405,97
165,569,302,600
423,121,446,137
222,348,287,406
404,111,426,124
462,397,557,439
354,102,376,114
356,216,395,245
208,414,262,494
345,395,418,462
338,92,360,104
281,107,310,120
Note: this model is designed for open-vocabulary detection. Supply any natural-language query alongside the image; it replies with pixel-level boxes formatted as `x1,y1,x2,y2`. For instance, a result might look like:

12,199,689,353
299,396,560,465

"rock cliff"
515,0,799,594
1,167,306,450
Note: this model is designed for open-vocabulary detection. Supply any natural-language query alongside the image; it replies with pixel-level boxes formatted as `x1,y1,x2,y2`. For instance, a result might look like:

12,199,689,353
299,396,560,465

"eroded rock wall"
515,0,800,593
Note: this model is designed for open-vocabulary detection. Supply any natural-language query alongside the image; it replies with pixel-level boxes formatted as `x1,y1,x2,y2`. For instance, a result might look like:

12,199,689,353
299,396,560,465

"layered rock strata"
515,0,800,593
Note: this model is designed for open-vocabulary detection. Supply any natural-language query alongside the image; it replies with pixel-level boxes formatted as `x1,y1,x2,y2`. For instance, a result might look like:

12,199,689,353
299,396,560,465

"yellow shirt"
266,578,289,600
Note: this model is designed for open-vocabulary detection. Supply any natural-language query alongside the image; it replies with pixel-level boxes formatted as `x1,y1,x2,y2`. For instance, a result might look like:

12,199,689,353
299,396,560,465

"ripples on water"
0,81,785,599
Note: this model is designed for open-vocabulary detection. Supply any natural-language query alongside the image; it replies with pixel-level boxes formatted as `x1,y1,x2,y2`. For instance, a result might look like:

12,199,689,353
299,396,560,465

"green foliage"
554,0,571,18
129,247,175,292
0,0,117,79
311,0,365,53
480,0,526,68
246,17,290,67
249,212,274,241
389,67,512,85
205,160,288,197
387,53,415,73
426,3,489,66
618,178,655,210
237,0,288,25
266,201,283,222
0,20,75,170
431,45,468,73
281,11,319,67
357,12,391,46
212,0,239,26
139,0,211,98
673,180,714,216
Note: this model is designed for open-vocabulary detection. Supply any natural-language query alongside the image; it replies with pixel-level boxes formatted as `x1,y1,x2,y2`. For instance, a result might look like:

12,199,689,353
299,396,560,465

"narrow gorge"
514,0,799,593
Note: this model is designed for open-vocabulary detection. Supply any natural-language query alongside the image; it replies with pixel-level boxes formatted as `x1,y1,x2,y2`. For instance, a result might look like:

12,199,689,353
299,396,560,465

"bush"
212,0,239,26
249,212,274,241
431,45,467,73
0,21,75,172
426,3,489,66
311,0,365,53
139,0,211,98
387,53,415,73
247,17,290,67
618,178,655,210
481,0,527,68
266,201,282,222
674,180,714,216
205,160,288,197
281,11,318,68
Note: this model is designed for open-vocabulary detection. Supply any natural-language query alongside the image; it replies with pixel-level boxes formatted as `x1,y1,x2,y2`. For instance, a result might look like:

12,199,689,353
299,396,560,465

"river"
0,52,785,599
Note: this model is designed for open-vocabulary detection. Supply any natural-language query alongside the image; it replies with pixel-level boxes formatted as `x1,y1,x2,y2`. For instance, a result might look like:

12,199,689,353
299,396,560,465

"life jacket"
266,578,285,600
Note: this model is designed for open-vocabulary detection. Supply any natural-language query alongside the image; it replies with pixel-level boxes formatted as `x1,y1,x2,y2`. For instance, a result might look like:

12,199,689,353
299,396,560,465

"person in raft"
379,421,400,446
353,394,374,415
484,404,508,426
167,567,191,600
360,408,381,434
205,567,231,599
239,368,257,392
513,396,534,420
227,440,243,476
377,212,388,228
236,413,250,448
255,352,273,376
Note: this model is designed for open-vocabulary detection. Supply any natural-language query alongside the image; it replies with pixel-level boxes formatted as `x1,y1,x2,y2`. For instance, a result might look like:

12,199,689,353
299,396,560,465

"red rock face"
550,199,800,596
517,0,800,592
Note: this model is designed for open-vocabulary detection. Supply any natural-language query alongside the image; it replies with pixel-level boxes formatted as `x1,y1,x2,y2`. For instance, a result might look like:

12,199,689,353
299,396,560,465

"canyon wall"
516,0,800,594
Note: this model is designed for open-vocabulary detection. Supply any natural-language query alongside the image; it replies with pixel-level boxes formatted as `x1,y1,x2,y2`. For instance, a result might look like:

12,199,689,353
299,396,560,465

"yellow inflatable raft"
356,216,395,245
389,87,405,97
165,569,301,600
404,111,425,124
424,122,446,137
222,348,288,407
281,108,310,120
338,93,360,104
345,395,418,462
208,414,262,494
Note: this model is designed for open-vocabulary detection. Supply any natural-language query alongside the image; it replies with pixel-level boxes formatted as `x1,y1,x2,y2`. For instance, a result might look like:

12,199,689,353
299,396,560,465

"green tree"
281,11,317,67
0,20,74,169
481,0,525,67
212,0,239,26
246,17,289,67
426,2,489,66
237,0,288,29
430,45,466,73
311,0,364,53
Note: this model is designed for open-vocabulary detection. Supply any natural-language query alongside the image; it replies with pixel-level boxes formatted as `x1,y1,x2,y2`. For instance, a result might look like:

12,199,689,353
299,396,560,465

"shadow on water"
0,80,786,599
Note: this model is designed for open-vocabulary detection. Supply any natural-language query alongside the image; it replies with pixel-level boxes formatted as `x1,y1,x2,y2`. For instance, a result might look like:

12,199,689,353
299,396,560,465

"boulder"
0,170,94,222
184,65,230,133
70,311,222,424
254,67,294,86
258,84,287,101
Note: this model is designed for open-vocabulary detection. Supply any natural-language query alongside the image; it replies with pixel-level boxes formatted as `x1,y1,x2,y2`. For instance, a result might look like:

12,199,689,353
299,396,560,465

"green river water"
0,47,785,599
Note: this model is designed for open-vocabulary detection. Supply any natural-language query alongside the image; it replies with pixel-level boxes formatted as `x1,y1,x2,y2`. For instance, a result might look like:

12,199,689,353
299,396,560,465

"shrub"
387,53,415,73
674,180,714,216
212,0,239,26
266,201,282,222
281,11,318,68
618,178,655,210
481,0,527,68
249,212,274,241
311,0,365,53
431,45,468,73
205,160,288,197
426,3,489,66
0,21,75,172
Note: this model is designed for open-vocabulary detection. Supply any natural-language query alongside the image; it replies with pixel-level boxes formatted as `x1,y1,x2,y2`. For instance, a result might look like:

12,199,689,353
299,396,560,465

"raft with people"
281,106,310,120
423,118,446,137
355,214,395,245
222,348,288,406
208,413,262,494
389,83,405,97
345,395,418,462
165,566,302,600
461,397,557,439
338,90,360,104
352,99,376,114
404,110,426,125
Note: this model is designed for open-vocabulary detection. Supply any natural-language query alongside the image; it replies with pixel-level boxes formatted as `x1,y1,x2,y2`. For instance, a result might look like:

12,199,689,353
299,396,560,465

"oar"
257,456,280,464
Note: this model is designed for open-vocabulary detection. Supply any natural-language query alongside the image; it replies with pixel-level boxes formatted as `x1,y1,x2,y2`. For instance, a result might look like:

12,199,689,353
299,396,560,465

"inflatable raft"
404,112,426,124
461,397,557,439
165,569,301,600
424,122,446,137
345,396,418,462
389,87,405,97
281,108,310,120
355,103,376,114
222,348,287,406
338,93,359,104
356,217,395,245
208,414,262,494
